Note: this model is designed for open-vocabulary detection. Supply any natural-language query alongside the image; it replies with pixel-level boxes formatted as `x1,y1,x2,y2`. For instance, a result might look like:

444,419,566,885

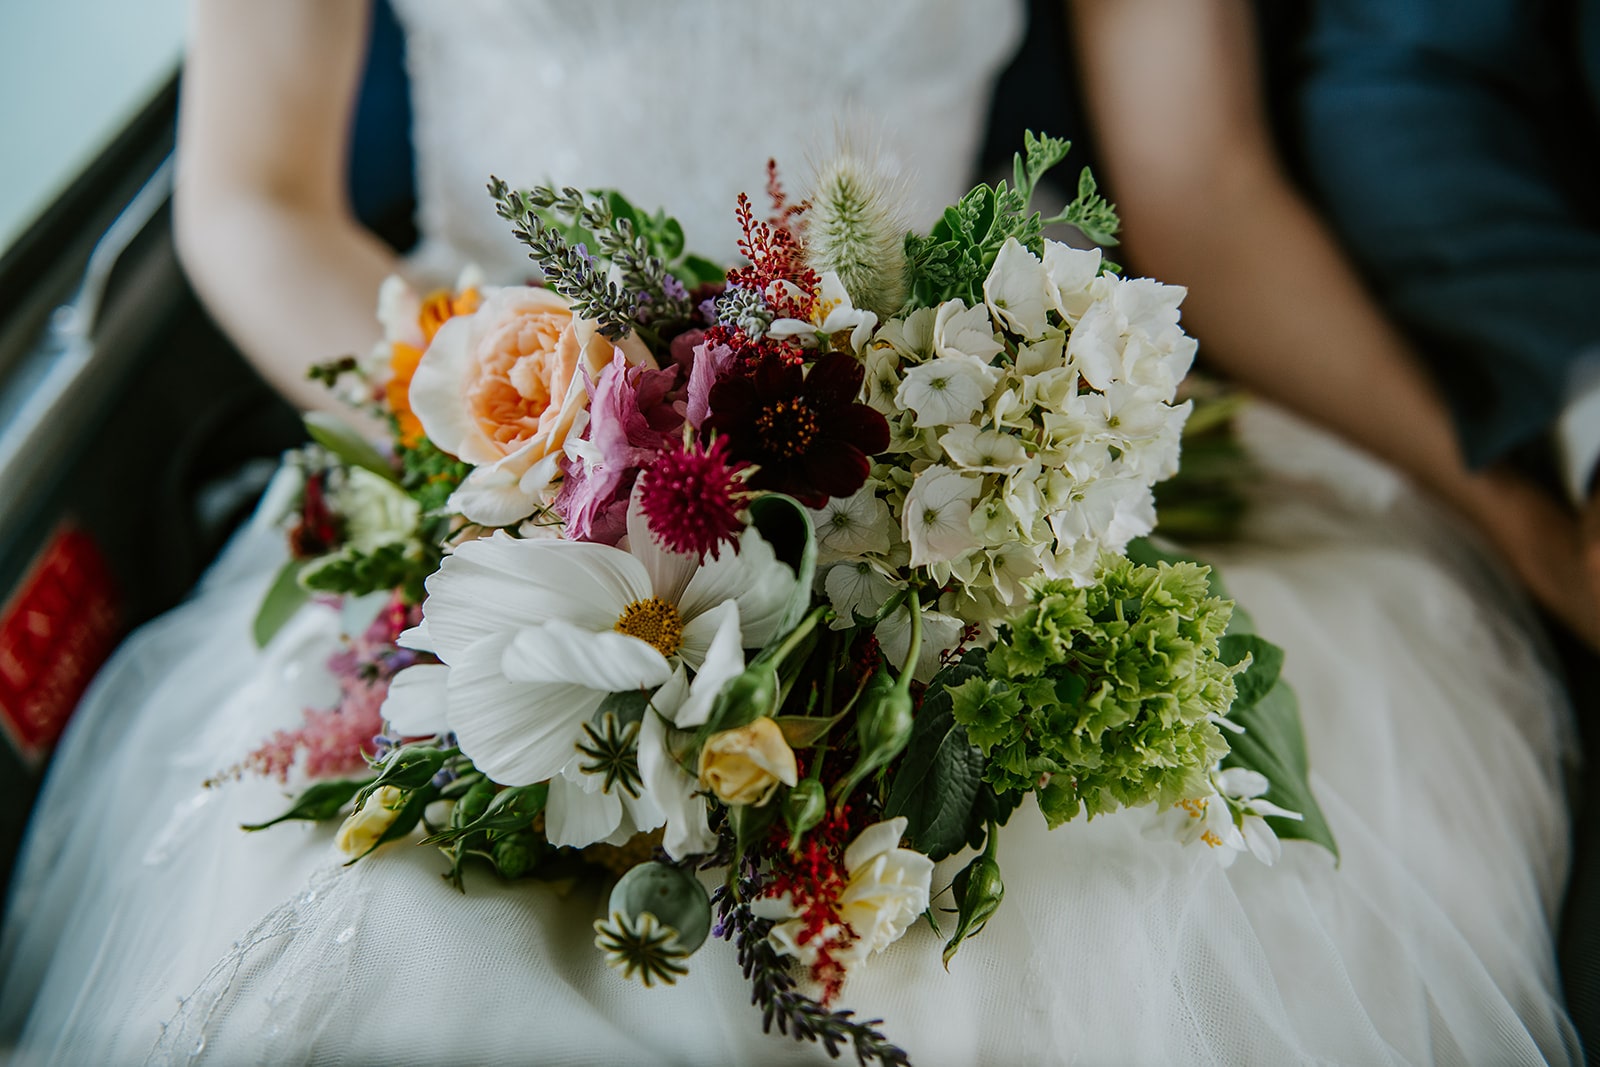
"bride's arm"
1067,0,1599,648
174,0,396,420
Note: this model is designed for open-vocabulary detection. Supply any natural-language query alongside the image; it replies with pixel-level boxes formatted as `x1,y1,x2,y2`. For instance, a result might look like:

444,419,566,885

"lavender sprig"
711,881,912,1067
488,178,636,338
509,182,694,329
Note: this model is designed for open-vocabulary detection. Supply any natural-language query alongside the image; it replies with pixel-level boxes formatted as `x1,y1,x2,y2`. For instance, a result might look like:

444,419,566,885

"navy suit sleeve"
1296,26,1600,467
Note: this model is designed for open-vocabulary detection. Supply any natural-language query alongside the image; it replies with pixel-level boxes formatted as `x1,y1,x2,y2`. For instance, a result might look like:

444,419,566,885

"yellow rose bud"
697,718,799,807
335,785,407,858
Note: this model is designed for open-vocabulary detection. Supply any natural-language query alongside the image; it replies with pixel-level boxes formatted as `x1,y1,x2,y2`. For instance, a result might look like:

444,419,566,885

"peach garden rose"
409,285,652,526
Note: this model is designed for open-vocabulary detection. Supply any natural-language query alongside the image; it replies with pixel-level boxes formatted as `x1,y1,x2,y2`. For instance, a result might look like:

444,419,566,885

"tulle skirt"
0,407,1581,1065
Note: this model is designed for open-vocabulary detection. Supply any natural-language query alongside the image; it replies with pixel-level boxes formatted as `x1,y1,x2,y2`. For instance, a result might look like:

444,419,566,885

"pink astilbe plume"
241,595,422,783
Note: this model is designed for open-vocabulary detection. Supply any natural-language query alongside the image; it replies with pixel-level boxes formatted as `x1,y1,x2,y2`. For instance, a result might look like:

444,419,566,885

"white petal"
932,299,1003,362
501,620,673,691
677,602,745,728
381,664,451,736
1215,767,1271,799
545,765,622,848
422,535,649,662
447,634,602,785
901,465,982,566
983,237,1050,339
397,621,434,653
844,817,909,875
1240,816,1283,866
637,708,717,859
625,485,700,606
678,525,796,653
823,560,899,627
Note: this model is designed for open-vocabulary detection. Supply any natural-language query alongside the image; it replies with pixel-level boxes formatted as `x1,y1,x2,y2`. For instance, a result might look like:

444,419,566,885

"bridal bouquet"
243,134,1334,1065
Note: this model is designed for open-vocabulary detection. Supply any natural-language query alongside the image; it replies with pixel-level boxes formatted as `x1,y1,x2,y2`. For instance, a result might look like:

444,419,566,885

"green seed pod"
608,862,712,954
783,778,827,842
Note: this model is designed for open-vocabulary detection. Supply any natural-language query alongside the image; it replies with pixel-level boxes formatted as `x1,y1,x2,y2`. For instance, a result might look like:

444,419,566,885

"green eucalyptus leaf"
1223,681,1338,860
253,559,310,648
303,411,399,483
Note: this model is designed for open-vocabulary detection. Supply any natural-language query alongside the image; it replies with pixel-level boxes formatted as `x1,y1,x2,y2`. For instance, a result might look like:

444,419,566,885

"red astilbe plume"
763,805,860,1006
765,159,809,237
727,192,818,323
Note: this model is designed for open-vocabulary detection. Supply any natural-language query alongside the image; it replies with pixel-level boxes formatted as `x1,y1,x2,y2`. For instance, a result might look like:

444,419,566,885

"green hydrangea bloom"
951,556,1239,827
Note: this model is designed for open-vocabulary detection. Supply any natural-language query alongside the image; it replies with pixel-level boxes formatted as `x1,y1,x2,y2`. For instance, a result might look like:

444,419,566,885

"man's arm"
1066,0,1599,647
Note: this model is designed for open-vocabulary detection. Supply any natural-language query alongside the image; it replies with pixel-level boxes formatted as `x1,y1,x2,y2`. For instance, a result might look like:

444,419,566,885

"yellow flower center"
614,596,684,658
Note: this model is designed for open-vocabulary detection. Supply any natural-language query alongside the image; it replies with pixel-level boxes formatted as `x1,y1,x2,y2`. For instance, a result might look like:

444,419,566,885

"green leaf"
241,776,374,830
1219,633,1285,711
746,493,818,637
884,658,989,860
1223,681,1338,860
253,559,310,648
303,411,398,483
678,254,726,285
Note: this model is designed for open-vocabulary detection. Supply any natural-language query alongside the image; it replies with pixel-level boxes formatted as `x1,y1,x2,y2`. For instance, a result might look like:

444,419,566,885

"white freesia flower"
896,356,1000,428
768,271,878,353
902,465,982,566
823,559,900,628
932,299,1004,362
380,494,795,788
983,237,1050,340
809,486,897,561
754,817,933,977
939,425,1030,473
1163,768,1303,867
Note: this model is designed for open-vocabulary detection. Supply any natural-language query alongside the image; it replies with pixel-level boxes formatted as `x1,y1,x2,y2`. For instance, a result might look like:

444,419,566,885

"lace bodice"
389,0,1025,282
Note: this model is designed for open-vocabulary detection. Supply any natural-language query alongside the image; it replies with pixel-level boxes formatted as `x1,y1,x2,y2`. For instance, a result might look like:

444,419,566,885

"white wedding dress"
0,2,1583,1064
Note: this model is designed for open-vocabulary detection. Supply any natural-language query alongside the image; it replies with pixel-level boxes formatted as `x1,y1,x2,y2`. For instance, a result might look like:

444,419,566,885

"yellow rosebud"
335,785,407,858
697,718,798,807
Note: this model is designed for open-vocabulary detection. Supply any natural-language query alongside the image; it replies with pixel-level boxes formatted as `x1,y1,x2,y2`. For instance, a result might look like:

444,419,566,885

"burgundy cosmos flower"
705,352,889,508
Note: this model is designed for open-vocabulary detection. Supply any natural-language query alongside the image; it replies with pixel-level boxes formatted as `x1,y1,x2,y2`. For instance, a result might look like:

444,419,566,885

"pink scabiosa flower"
638,435,750,559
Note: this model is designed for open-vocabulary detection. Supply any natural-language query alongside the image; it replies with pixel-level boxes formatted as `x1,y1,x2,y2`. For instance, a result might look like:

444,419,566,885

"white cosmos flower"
381,493,796,788
635,601,745,859
896,356,1000,428
983,237,1050,340
809,486,897,561
902,464,982,566
932,299,1004,362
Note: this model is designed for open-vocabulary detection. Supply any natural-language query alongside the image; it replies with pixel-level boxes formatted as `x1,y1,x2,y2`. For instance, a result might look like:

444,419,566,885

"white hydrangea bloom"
901,464,982,566
896,356,1000,428
983,237,1051,340
939,425,1030,473
809,485,897,561
932,299,1004,362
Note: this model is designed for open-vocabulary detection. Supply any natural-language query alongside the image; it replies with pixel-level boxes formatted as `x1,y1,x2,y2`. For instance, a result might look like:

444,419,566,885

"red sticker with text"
0,524,122,762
